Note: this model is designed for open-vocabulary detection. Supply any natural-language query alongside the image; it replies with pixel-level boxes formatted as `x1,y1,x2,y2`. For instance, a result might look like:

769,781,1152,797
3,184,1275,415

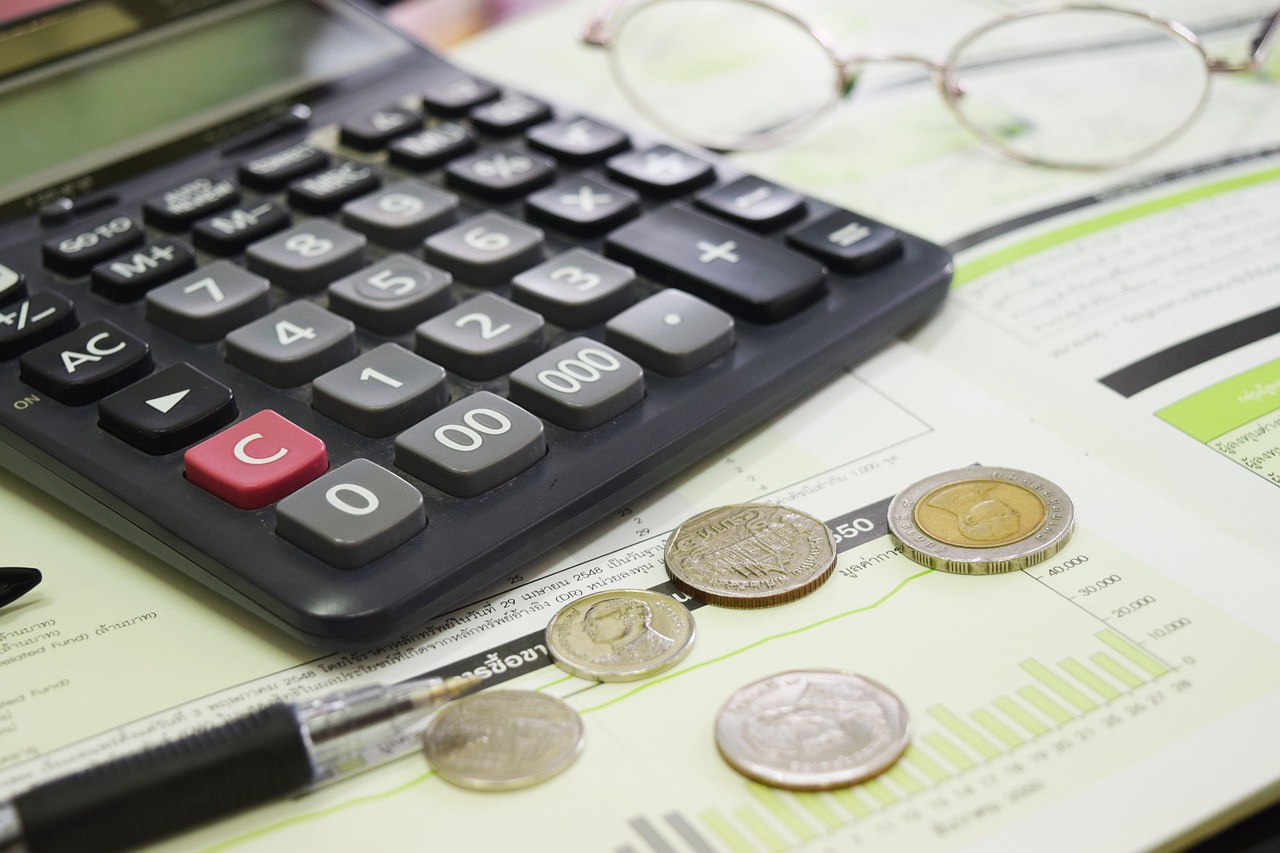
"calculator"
0,0,951,648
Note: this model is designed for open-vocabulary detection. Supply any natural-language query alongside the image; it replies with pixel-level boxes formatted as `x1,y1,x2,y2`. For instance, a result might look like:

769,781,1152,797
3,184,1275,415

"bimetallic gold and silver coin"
422,690,584,790
887,466,1075,574
714,669,910,791
546,589,695,682
664,503,836,607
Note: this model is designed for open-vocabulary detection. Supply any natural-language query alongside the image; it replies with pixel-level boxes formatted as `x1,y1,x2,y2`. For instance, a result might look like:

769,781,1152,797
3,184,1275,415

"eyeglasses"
583,1,1280,169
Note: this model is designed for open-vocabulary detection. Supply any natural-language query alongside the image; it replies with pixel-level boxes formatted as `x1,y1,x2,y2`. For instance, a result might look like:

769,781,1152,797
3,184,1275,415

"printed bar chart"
666,629,1181,853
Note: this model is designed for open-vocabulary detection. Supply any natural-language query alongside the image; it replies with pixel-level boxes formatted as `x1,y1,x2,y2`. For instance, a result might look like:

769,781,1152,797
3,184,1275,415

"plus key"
605,206,826,323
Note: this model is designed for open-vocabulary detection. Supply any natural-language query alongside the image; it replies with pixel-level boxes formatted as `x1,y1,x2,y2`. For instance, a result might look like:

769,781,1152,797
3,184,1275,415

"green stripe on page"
952,165,1280,288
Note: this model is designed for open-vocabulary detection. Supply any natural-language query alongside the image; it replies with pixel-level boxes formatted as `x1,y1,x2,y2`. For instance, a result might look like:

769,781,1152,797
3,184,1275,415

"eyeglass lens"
608,0,841,151
945,8,1211,168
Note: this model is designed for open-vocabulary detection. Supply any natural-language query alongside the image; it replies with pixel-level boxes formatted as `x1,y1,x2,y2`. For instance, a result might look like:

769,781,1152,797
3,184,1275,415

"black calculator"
0,0,951,648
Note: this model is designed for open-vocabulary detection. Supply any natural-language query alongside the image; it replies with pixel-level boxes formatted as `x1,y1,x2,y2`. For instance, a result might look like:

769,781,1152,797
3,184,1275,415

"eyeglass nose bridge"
835,51,949,97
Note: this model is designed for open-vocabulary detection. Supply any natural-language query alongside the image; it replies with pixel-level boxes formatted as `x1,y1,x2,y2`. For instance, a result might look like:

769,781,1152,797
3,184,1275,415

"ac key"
18,320,152,405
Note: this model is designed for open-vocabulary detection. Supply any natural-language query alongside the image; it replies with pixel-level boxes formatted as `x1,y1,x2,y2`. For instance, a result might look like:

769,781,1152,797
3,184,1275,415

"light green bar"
994,695,1049,736
794,792,843,829
1156,356,1280,442
972,708,1023,748
735,806,786,853
748,784,816,842
1097,630,1167,676
1017,685,1074,724
928,705,1001,758
1091,651,1144,688
832,787,873,817
1060,657,1121,701
904,746,951,782
922,732,976,771
862,778,896,805
1021,660,1097,712
886,761,925,793
702,809,759,853
953,165,1280,287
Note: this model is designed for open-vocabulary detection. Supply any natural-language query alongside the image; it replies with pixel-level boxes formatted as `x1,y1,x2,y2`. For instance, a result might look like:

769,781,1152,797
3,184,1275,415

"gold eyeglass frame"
583,0,1280,169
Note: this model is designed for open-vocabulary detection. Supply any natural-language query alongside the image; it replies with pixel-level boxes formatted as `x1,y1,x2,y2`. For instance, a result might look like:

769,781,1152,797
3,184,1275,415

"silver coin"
546,589,695,682
714,669,910,791
887,466,1075,574
422,690,584,790
664,503,836,607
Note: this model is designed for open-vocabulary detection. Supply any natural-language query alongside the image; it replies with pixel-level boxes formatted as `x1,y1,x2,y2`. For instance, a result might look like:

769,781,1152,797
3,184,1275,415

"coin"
422,690,584,790
887,466,1075,574
546,589,695,682
664,503,836,607
714,669,910,791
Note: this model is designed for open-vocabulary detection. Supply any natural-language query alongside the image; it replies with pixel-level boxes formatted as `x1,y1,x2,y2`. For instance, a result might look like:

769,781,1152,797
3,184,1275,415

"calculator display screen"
0,0,409,211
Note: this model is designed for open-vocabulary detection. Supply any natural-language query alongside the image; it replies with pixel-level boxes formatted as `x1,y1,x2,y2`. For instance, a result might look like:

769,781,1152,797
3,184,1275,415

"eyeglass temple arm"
1208,7,1279,74
582,0,626,47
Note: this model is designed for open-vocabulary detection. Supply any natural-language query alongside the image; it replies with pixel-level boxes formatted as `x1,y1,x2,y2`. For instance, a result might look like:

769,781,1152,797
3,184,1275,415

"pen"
0,568,41,610
0,673,481,853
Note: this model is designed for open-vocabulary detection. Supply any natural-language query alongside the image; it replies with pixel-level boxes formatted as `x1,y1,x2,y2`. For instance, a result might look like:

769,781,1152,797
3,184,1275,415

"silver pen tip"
405,673,484,710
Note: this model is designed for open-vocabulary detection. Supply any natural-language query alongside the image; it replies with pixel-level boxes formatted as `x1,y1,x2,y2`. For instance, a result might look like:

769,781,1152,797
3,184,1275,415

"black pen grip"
15,704,313,853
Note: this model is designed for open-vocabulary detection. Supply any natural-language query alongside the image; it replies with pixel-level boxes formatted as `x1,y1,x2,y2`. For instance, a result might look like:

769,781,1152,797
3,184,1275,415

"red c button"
184,410,327,509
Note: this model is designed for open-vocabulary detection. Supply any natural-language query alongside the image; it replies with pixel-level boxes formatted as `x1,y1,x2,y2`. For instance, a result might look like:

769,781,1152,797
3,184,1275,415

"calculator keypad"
0,65,951,647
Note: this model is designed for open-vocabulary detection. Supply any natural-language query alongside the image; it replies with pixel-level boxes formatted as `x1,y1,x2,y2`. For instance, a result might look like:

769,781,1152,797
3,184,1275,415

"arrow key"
98,362,236,454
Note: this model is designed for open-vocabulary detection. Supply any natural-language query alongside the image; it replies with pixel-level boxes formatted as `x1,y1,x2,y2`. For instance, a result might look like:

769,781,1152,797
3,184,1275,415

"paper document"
2,1,1279,851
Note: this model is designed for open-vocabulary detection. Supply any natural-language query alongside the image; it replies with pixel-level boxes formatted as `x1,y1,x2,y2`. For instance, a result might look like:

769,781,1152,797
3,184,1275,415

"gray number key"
312,343,447,437
276,458,426,569
422,211,543,286
246,219,367,293
341,179,458,249
226,301,357,387
145,261,271,342
605,289,734,376
508,338,643,430
511,248,636,328
327,254,453,335
414,292,543,381
394,391,546,497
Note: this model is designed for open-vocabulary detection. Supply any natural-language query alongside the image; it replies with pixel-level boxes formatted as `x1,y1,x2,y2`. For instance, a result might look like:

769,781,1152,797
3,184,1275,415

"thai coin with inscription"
546,589,695,681
422,690,584,790
887,466,1075,574
664,504,836,607
714,669,910,791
